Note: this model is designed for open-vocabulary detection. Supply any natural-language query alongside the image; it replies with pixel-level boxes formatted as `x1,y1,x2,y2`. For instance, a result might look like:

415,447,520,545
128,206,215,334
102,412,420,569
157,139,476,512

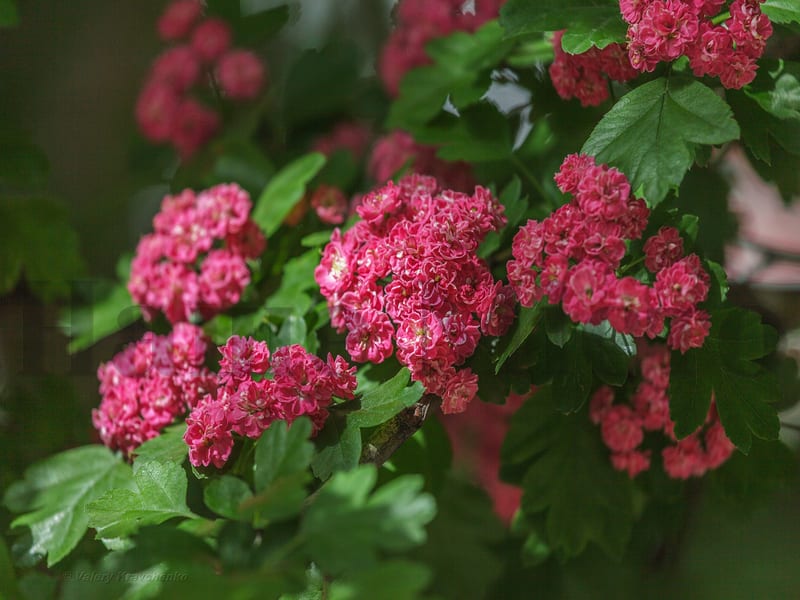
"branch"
359,393,441,467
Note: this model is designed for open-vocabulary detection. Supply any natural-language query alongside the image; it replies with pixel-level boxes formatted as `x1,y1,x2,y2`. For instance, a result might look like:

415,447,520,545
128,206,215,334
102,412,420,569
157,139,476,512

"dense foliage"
2,0,800,598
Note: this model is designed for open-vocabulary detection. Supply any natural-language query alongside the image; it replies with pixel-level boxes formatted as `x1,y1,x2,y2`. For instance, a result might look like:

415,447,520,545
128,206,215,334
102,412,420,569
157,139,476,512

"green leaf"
329,561,432,600
311,414,363,480
495,303,544,373
204,475,254,520
252,153,326,237
388,21,514,129
501,388,635,559
0,134,48,186
582,77,740,204
301,465,436,574
264,248,320,314
87,461,196,539
544,306,573,348
669,308,781,452
763,0,800,24
349,368,425,428
412,103,514,162
244,419,314,523
0,536,20,600
254,418,314,491
0,0,18,28
132,424,189,465
0,197,84,302
4,446,132,566
550,333,593,413
500,0,626,52
581,322,635,386
63,283,140,353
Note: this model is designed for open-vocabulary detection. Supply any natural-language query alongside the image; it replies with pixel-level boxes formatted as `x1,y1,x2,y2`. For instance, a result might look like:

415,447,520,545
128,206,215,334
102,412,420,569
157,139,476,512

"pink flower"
219,335,271,384
663,435,707,479
312,121,372,160
171,98,220,159
184,395,234,469
198,249,251,315
562,261,613,324
611,450,651,478
135,83,181,143
311,185,348,225
644,226,684,272
601,405,644,453
667,309,711,353
345,309,396,363
216,50,266,100
151,46,201,93
441,369,479,414
157,0,202,41
654,254,710,316
590,385,615,424
191,18,232,64
607,276,656,337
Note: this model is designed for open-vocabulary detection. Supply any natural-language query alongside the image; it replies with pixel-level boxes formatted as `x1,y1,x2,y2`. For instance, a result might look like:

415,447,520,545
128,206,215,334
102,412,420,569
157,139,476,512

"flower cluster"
93,324,216,457
183,336,357,468
590,342,734,478
622,0,772,89
315,174,512,414
549,31,639,107
508,154,711,353
369,130,475,193
128,183,265,324
379,0,505,96
310,185,349,225
136,0,267,157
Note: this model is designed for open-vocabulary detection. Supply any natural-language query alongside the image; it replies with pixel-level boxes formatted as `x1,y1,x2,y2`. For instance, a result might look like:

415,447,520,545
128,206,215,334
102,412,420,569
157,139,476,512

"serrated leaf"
204,475,254,520
301,465,436,574
4,446,132,566
87,461,196,539
582,77,740,204
763,0,800,24
132,424,188,465
254,418,314,491
501,388,635,559
311,414,362,481
349,368,424,428
388,21,514,129
252,153,326,236
495,303,544,372
669,308,781,452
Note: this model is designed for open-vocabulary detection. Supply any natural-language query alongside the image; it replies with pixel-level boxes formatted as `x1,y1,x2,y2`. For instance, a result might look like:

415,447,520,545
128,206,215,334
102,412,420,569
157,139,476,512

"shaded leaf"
582,77,740,204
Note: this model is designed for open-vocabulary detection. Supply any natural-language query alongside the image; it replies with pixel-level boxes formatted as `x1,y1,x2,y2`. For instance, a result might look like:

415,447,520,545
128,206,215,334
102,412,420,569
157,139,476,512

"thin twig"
360,393,441,467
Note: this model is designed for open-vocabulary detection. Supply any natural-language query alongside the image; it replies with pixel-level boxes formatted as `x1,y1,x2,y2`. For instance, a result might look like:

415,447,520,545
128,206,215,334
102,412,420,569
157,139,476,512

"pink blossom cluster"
183,336,357,468
93,324,216,457
128,183,265,324
590,342,734,478
136,0,267,158
549,31,639,107
507,154,712,353
622,0,772,89
369,130,475,193
315,174,513,414
312,121,373,162
379,0,505,96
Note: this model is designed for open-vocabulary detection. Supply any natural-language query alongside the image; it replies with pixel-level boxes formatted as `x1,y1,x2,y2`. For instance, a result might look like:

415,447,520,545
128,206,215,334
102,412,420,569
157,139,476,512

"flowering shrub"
3,0,800,598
